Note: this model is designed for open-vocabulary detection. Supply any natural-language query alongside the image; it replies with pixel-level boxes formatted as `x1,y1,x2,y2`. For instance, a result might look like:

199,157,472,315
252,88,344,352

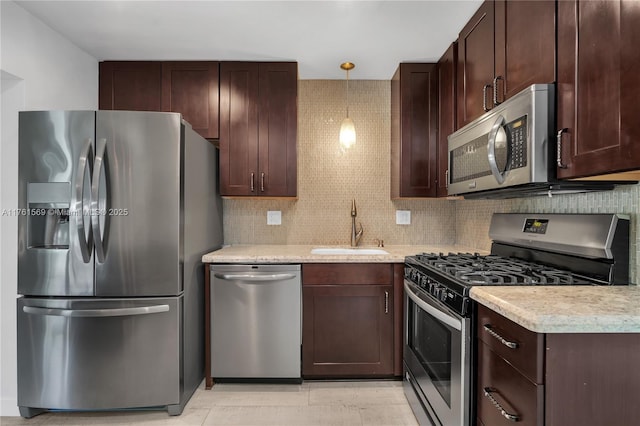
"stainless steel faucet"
350,199,364,247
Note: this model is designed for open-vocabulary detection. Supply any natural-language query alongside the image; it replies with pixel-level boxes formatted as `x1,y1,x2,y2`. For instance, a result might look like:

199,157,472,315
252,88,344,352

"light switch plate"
396,210,411,225
267,210,282,225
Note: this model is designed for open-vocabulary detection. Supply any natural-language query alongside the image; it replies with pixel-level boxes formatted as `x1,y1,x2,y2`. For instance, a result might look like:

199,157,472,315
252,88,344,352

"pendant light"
339,62,356,150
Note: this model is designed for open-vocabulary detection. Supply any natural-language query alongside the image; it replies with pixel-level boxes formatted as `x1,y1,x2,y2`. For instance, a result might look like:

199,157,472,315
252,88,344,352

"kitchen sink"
310,248,389,255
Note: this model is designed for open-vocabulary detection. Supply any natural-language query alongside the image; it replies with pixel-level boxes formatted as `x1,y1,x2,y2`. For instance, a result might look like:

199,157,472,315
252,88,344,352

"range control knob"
440,290,448,302
431,284,440,298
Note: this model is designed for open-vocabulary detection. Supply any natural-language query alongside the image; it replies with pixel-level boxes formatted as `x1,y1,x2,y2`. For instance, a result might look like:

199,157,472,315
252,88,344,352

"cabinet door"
161,62,219,139
437,43,457,197
557,0,640,178
99,62,162,111
457,1,495,128
545,333,640,426
302,285,393,377
390,63,438,198
219,62,260,196
258,62,298,197
494,0,555,103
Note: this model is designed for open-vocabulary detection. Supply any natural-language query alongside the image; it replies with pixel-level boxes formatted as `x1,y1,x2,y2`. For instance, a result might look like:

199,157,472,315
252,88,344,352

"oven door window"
408,300,454,407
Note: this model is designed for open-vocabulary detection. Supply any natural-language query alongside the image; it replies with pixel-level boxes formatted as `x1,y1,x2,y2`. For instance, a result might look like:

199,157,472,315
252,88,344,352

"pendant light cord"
346,68,350,118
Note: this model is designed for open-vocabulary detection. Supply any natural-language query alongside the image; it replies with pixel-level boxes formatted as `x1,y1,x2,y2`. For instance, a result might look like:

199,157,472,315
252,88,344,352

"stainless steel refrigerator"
16,110,223,418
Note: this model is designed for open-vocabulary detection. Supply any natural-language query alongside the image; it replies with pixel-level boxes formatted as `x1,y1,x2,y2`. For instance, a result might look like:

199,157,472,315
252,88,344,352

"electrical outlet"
396,210,411,225
267,210,282,225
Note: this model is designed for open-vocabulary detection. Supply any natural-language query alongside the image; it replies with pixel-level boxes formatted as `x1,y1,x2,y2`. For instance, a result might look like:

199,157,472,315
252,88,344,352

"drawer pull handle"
484,324,519,349
483,387,520,422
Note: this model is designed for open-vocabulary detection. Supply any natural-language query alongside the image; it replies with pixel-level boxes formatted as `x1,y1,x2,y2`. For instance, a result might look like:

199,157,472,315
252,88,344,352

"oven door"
403,280,471,426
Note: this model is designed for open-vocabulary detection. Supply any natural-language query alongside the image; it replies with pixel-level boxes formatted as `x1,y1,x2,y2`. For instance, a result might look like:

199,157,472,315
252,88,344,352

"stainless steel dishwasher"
210,264,301,381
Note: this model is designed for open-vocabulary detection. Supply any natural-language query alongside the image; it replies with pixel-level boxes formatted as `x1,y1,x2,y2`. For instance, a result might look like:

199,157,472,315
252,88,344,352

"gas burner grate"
410,252,593,286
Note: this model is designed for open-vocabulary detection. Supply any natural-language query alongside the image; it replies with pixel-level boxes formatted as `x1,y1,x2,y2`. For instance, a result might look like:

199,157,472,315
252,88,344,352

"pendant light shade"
339,62,356,150
339,117,356,149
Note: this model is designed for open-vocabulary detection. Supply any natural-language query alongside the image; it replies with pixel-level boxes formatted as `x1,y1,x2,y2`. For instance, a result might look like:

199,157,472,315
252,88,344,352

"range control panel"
523,218,549,234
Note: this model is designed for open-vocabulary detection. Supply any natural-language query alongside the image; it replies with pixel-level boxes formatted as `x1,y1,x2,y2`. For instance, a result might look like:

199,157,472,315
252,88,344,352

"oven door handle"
404,281,462,331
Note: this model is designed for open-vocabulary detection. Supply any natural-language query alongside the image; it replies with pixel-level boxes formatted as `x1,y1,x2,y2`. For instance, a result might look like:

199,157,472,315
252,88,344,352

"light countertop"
471,285,640,333
203,245,640,334
202,244,485,264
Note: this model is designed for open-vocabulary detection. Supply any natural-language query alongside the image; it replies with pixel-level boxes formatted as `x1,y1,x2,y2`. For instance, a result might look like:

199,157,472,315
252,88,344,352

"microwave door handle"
91,138,107,263
75,138,93,263
487,114,507,184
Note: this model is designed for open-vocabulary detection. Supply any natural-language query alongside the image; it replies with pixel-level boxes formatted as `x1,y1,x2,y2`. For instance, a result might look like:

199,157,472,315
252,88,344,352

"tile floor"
0,381,419,426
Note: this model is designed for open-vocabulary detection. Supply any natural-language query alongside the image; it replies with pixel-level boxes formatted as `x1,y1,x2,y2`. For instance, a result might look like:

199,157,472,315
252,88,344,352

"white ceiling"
16,0,482,80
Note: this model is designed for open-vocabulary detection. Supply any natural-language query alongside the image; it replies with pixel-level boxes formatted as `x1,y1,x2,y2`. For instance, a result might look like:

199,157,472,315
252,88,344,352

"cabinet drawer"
477,342,544,426
477,304,544,383
302,263,393,286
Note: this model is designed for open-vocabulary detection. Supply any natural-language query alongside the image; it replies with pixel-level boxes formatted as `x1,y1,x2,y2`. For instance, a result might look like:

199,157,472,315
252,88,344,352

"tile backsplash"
223,80,456,246
222,78,640,284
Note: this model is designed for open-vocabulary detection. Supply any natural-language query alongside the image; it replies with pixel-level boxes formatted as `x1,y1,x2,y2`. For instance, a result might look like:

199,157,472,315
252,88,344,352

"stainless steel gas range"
403,213,630,426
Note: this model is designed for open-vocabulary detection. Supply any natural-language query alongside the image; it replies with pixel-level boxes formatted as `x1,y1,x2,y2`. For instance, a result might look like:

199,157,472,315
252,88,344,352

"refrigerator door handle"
23,304,170,318
91,138,107,263
75,138,93,263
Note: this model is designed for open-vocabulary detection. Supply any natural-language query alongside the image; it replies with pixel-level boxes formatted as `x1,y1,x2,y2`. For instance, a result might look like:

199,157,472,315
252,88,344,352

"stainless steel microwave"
447,84,555,197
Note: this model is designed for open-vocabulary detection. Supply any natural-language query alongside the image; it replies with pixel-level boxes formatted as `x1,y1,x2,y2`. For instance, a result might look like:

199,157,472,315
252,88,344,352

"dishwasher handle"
213,273,297,282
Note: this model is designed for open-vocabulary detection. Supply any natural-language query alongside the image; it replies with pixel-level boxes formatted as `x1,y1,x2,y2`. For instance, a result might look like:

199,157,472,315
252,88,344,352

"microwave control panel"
506,115,528,169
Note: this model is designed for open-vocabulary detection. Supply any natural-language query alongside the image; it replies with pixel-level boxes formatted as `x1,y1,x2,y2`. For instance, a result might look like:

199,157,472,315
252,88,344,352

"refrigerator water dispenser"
27,182,71,249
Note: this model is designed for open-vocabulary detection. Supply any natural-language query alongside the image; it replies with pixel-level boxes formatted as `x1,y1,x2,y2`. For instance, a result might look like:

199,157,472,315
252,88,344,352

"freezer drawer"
17,296,181,412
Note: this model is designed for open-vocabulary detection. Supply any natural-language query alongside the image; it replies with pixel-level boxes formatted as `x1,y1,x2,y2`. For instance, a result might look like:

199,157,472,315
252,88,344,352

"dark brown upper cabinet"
457,1,495,129
437,43,457,198
99,62,162,112
556,0,640,179
99,61,220,140
457,0,555,128
219,62,297,197
161,62,219,139
391,63,438,198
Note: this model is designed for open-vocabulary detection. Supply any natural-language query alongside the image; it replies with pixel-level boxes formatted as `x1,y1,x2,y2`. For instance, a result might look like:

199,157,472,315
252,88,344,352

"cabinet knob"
250,173,255,192
260,172,265,192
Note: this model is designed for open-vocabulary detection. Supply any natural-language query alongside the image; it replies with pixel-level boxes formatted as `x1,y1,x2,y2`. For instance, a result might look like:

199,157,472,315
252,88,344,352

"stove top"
404,252,598,316
411,252,594,286
404,214,630,316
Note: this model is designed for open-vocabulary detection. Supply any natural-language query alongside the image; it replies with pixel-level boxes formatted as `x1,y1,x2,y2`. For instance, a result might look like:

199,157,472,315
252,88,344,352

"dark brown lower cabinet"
302,263,397,378
545,333,640,426
478,304,640,426
477,342,543,426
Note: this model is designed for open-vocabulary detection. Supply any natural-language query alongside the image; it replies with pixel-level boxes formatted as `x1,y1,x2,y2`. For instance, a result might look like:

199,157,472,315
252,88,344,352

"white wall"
0,1,98,416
